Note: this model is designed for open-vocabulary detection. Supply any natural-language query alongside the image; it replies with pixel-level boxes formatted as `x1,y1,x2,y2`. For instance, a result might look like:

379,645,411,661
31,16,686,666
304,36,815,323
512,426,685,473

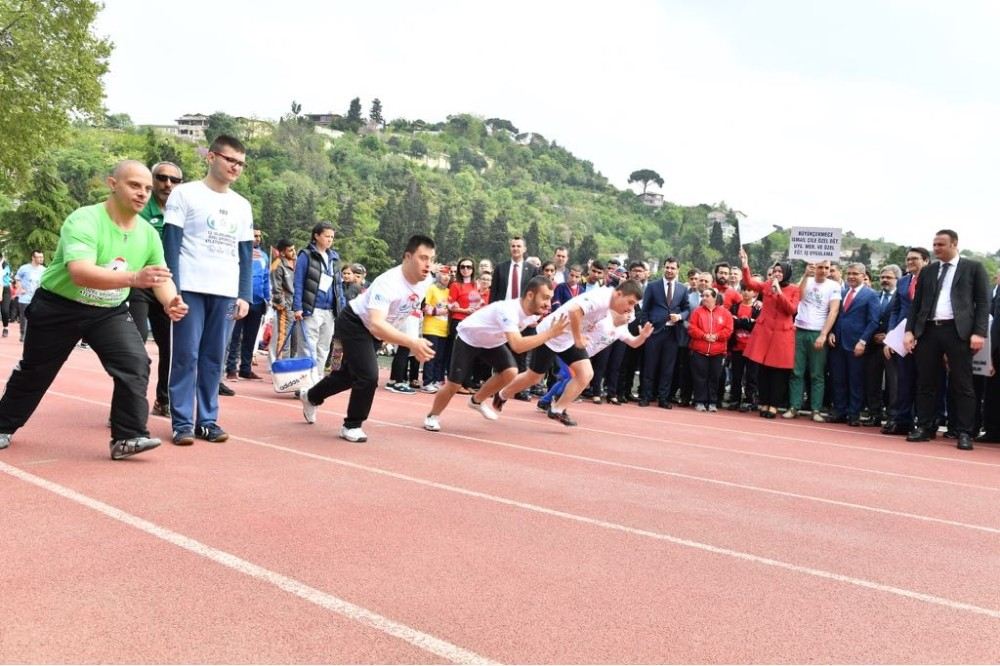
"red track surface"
1,341,998,663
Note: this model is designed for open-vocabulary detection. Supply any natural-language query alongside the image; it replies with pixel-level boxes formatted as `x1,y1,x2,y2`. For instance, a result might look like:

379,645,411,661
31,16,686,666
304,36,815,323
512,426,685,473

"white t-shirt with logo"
350,265,432,337
584,315,632,357
163,181,254,298
537,285,614,352
795,278,842,331
457,298,540,349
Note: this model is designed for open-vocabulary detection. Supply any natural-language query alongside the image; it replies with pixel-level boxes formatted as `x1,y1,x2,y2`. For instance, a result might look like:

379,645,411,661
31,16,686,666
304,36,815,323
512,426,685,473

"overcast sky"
96,0,1000,253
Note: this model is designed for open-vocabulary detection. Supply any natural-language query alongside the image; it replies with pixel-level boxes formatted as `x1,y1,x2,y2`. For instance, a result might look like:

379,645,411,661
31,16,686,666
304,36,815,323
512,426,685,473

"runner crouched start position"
538,310,653,412
0,161,188,459
496,280,644,426
423,276,569,432
299,235,436,442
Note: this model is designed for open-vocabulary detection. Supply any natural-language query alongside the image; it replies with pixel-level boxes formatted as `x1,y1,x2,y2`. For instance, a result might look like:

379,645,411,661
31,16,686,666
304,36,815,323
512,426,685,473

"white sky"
96,0,1000,253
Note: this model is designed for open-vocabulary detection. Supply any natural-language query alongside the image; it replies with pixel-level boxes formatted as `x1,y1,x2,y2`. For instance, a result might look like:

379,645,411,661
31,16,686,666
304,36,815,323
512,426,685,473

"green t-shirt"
139,197,165,237
41,203,166,307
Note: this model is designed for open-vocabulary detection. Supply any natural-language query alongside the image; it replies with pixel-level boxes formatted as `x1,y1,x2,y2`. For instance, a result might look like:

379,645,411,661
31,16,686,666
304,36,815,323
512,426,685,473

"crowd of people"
0,135,997,459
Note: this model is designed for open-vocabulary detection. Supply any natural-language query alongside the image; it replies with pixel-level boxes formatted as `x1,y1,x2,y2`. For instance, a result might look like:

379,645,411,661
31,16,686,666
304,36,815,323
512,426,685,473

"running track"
1,340,998,663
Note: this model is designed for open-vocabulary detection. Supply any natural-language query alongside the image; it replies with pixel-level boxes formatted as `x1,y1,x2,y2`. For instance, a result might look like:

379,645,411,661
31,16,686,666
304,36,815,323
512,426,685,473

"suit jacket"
867,289,895,351
640,278,690,334
906,258,990,340
834,285,880,349
491,260,538,302
887,273,917,331
991,289,1000,364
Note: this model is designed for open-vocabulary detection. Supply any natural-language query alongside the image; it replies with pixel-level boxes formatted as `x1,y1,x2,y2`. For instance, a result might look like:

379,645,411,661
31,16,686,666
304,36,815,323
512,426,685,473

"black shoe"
861,417,882,427
151,400,170,417
943,430,959,439
537,400,551,412
825,414,847,424
848,417,861,427
513,391,532,402
196,424,229,443
738,403,752,413
974,432,1000,443
637,399,650,407
957,433,974,451
492,393,507,413
530,384,547,396
608,396,620,405
238,370,263,380
547,409,577,426
657,401,672,409
763,411,777,419
906,427,935,442
218,382,235,396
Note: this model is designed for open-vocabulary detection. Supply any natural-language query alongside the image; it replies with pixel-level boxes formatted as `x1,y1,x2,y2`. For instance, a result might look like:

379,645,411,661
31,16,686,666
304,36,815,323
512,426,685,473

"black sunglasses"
154,174,182,184
459,264,473,269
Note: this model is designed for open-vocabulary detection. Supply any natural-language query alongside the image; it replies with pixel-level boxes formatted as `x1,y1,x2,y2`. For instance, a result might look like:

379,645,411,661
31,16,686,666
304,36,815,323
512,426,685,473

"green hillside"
2,106,996,277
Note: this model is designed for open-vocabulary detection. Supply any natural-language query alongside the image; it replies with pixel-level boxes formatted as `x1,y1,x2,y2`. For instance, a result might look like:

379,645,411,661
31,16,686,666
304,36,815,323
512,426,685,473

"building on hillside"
304,112,342,127
176,113,209,141
639,192,664,208
708,210,738,240
141,124,181,138
236,116,274,139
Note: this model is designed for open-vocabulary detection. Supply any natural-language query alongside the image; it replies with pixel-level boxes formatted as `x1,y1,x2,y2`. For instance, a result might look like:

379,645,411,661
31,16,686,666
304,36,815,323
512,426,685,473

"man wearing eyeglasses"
163,134,254,446
130,161,183,417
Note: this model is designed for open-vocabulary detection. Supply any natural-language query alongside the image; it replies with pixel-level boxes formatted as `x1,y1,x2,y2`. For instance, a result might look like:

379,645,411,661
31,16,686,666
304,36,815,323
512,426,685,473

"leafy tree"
0,0,111,194
409,138,427,157
689,243,709,273
346,97,363,131
400,177,430,237
577,233,599,264
104,113,134,130
486,118,519,135
463,199,490,259
337,198,357,238
627,236,645,264
0,162,74,261
524,220,541,258
852,242,873,267
379,195,410,258
709,220,726,253
369,98,384,127
485,211,511,262
628,169,664,194
204,112,244,144
290,100,302,117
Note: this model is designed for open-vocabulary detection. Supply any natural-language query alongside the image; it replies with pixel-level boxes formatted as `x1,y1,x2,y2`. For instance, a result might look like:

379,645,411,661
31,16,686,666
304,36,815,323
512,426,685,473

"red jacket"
688,304,734,356
741,266,800,369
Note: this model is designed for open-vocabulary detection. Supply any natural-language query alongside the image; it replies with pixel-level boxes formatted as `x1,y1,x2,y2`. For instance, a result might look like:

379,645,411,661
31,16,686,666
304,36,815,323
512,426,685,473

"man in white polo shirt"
495,280,644,426
163,134,254,446
299,234,436,443
423,275,567,432
784,259,841,421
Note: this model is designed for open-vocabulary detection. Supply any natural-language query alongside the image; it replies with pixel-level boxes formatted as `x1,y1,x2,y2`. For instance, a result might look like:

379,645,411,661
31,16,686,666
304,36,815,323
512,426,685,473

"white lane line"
223,435,1000,621
0,461,497,665
22,389,1000,621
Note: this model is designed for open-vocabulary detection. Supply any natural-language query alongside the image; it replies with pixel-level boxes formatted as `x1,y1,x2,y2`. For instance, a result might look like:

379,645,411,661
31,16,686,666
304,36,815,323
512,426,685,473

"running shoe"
547,409,577,426
195,424,229,443
423,415,441,431
300,390,317,424
0,433,11,450
110,436,161,460
491,393,507,413
468,397,498,421
339,426,368,442
172,430,195,446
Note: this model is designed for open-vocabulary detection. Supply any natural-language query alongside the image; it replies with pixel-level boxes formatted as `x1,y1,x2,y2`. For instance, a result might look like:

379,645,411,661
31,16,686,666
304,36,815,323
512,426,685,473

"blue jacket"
640,278,690,338
251,245,271,304
888,274,918,331
833,285,880,349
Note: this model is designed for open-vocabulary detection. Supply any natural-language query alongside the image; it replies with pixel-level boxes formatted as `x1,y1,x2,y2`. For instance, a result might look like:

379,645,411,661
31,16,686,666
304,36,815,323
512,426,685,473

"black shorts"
529,343,589,374
448,337,517,385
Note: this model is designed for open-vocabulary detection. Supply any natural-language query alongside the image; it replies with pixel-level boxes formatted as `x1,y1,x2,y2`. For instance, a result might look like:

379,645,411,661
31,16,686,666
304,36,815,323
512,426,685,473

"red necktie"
511,263,519,299
908,275,917,300
843,288,855,311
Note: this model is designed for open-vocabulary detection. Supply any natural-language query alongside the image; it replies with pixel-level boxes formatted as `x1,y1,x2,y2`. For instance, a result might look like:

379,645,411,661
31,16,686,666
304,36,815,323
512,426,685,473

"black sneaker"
172,430,195,446
110,436,161,460
537,400,551,412
492,393,507,413
218,382,235,396
196,424,229,443
151,400,170,417
1,328,7,338
547,409,577,426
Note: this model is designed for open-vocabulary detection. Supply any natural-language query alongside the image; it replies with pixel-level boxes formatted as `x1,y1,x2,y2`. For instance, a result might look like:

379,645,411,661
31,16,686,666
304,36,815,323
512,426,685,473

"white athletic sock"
497,390,507,401
550,406,564,414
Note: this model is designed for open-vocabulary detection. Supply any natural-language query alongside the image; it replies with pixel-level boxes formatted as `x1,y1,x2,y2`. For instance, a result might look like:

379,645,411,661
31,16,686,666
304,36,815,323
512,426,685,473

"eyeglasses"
154,174,182,184
212,152,247,168
459,265,473,269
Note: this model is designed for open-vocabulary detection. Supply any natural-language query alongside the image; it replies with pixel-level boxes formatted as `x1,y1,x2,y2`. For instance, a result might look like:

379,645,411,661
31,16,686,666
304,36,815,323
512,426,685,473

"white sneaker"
339,426,367,442
468,397,499,421
420,383,439,394
300,389,317,424
423,414,441,431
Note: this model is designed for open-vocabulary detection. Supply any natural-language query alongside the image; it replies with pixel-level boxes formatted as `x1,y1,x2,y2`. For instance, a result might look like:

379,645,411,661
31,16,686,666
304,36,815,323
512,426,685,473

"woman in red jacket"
738,247,800,418
689,287,734,412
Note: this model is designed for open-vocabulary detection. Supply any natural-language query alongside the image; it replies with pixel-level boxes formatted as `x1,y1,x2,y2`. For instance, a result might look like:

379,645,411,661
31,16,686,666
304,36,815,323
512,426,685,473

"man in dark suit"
881,247,929,435
904,229,991,450
491,236,539,399
861,264,900,426
639,257,689,407
828,263,881,426
974,282,1000,443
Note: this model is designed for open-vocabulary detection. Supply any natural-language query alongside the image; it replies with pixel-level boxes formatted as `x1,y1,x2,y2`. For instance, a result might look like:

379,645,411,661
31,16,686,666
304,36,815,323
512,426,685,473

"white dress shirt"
932,256,959,321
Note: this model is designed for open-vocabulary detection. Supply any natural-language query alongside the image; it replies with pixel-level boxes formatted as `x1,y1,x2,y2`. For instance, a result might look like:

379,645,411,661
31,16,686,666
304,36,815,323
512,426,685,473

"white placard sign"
788,227,842,262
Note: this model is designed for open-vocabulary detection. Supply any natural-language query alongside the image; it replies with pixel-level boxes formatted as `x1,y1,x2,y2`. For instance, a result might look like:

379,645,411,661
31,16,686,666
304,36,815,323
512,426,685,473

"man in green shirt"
130,161,183,416
0,160,189,460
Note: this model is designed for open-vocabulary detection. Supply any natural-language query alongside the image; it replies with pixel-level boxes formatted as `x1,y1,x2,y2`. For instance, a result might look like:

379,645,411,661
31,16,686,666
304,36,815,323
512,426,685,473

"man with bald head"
0,161,188,459
129,161,183,417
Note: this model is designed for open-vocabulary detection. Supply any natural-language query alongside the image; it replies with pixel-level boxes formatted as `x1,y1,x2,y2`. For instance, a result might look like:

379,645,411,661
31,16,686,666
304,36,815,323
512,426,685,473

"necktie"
880,291,888,307
666,280,674,307
843,288,855,311
511,263,519,299
908,275,917,300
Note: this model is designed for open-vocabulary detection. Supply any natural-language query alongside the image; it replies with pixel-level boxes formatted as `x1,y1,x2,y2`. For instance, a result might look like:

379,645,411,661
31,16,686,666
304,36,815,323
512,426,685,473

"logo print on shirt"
206,212,238,235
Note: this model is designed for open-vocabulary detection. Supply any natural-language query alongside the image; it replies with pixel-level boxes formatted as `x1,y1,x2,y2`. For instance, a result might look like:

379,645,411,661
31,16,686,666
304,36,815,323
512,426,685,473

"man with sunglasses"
130,161,183,417
163,135,254,446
